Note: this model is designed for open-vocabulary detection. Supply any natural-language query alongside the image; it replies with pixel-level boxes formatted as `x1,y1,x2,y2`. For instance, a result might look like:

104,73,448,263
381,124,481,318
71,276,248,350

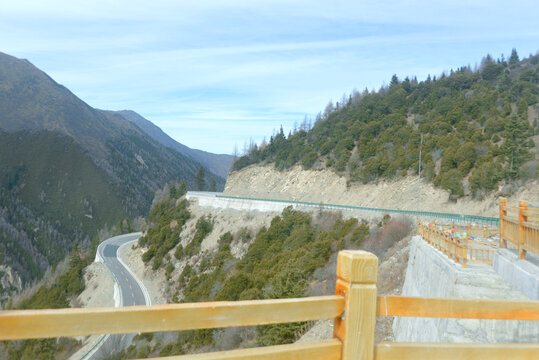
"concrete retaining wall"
186,192,415,222
393,236,538,343
493,249,539,300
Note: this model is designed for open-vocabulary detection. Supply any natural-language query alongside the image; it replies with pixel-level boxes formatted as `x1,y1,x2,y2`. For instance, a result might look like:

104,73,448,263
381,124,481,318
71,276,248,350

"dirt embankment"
76,262,115,308
114,193,415,351
68,262,116,360
224,165,538,216
298,235,411,344
118,200,278,303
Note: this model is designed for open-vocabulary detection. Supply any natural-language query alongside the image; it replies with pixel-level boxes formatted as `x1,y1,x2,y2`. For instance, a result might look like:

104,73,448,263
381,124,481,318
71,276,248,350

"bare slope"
224,165,538,216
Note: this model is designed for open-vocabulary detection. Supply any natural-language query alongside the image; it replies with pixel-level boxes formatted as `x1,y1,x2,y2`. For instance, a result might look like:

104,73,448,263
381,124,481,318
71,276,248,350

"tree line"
233,50,538,198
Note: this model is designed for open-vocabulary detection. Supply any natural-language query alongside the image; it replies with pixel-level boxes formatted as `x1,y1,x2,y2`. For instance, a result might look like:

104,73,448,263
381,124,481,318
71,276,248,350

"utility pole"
418,134,423,212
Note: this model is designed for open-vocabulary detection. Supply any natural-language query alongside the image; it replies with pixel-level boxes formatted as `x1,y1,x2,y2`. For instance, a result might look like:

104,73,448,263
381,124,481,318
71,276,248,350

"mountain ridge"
112,110,233,178
0,51,225,295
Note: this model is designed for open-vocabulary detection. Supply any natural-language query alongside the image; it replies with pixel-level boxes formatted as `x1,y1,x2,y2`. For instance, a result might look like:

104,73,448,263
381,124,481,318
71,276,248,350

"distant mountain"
0,51,225,293
114,110,233,178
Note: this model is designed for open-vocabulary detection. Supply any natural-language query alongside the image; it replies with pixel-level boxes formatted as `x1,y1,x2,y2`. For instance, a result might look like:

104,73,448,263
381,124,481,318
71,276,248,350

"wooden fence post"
500,197,507,248
462,236,468,268
334,250,378,360
519,201,528,260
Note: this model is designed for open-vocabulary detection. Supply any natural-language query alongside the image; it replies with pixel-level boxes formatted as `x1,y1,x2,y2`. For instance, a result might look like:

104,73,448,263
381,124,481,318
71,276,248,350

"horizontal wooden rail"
151,339,341,360
3,295,537,341
503,216,519,224
524,221,539,230
376,296,539,320
136,341,539,360
2,249,538,360
374,342,539,360
0,296,344,340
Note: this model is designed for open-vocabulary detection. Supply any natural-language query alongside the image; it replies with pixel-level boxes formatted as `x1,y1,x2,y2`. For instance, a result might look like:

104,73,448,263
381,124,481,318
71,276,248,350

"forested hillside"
114,110,233,178
0,131,127,286
234,51,538,198
0,51,225,299
110,191,381,358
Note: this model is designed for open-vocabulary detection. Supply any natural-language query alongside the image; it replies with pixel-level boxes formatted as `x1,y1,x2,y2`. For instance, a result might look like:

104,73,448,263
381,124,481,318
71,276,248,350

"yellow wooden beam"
0,296,344,340
376,296,539,320
149,339,342,360
374,342,539,360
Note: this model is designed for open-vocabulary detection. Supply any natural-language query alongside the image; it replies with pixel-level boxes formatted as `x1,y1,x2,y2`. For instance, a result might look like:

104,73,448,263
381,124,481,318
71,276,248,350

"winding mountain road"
79,233,150,360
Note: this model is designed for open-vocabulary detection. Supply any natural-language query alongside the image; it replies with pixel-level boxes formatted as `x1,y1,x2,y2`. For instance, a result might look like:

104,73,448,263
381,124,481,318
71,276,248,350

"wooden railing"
417,221,498,267
500,198,539,259
1,250,538,360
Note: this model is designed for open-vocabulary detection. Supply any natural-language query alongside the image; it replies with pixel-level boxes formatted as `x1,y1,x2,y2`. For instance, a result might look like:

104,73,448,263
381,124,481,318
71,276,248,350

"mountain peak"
113,110,233,178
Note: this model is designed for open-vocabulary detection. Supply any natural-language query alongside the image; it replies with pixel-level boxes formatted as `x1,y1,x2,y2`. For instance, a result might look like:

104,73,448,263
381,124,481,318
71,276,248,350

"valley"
0,51,228,302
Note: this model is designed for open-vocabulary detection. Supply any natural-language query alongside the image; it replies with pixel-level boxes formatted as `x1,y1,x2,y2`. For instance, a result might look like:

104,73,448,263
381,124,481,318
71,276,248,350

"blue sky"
1,1,538,154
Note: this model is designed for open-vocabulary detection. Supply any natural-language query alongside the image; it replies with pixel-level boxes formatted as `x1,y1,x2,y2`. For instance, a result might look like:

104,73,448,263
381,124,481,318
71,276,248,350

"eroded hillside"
224,164,538,216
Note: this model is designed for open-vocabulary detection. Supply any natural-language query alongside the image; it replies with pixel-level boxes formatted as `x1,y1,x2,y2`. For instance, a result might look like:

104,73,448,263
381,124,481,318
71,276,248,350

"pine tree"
503,115,530,178
390,74,399,87
210,177,217,192
508,48,519,66
69,241,81,269
178,180,187,196
170,184,178,199
196,166,206,191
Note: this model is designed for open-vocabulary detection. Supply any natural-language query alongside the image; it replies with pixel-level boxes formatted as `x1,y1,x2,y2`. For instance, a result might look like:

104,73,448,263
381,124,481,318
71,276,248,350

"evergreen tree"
195,166,206,191
178,180,187,197
210,177,217,192
170,182,188,199
69,241,82,269
508,48,519,66
170,184,178,199
390,74,399,87
503,115,529,178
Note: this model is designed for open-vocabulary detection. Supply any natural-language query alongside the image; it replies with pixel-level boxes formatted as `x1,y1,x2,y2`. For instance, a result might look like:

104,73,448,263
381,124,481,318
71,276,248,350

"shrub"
469,162,503,194
174,244,183,260
184,216,213,257
165,263,174,280
437,169,464,197
139,200,190,269
350,222,369,245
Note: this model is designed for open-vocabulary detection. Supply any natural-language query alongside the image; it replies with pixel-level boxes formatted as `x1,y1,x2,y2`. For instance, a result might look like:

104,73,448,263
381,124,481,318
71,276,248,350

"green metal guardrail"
215,194,500,226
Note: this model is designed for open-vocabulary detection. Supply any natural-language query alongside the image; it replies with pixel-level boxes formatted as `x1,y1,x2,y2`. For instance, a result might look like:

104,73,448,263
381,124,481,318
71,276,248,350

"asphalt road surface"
81,232,148,360
98,233,147,307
